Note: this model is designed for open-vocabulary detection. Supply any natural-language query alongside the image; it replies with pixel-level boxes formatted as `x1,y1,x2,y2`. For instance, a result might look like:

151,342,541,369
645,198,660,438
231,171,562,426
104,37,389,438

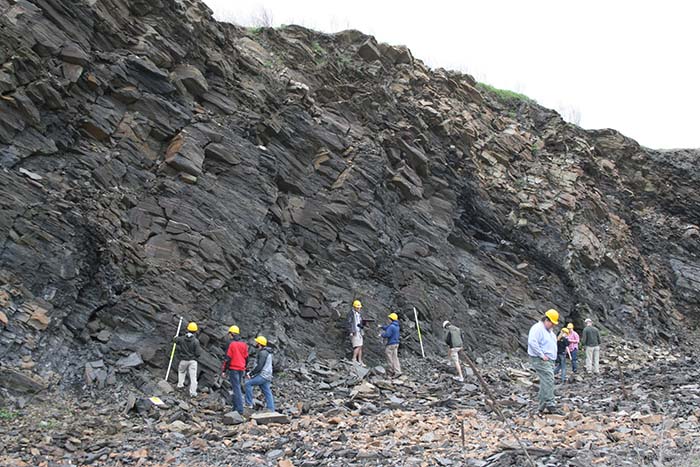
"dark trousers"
228,370,245,414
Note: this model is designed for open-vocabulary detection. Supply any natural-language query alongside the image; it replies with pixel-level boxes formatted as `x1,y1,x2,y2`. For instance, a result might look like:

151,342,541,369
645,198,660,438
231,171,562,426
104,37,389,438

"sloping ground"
1,339,699,466
1,0,699,400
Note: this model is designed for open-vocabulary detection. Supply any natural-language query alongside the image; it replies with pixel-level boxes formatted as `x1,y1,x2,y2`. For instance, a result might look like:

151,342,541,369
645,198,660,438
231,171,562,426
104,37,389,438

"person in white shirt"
527,309,560,414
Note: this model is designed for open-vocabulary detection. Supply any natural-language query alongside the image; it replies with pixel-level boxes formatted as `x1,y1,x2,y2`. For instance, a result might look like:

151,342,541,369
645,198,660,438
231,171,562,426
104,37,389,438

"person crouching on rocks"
554,328,571,384
347,300,366,367
176,322,202,397
222,325,248,416
443,320,464,382
245,336,275,412
380,313,401,377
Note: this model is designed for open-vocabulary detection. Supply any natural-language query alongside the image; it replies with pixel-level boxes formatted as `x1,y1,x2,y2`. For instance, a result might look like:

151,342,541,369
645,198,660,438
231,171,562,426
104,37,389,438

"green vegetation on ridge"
476,82,535,104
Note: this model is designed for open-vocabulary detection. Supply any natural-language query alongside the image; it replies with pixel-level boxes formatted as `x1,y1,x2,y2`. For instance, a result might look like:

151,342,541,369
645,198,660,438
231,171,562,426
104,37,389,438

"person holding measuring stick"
175,321,202,397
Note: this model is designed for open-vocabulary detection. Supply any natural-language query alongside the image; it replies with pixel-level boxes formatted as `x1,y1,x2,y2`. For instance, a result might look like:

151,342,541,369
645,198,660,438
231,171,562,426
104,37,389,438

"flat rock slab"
251,411,290,425
0,368,46,394
116,352,144,368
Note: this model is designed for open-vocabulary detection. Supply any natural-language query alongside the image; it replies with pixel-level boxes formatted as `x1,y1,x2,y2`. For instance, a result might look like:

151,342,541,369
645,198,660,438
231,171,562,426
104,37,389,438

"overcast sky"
204,0,700,149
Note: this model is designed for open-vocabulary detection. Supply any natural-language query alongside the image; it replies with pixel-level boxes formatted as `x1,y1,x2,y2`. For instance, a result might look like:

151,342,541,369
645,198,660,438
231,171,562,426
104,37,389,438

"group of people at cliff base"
174,304,600,418
173,322,275,417
528,309,602,414
346,300,466,381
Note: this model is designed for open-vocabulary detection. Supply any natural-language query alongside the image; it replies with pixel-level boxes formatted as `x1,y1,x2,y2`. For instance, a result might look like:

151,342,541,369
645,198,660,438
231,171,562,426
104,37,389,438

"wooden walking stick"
164,317,183,382
459,349,537,467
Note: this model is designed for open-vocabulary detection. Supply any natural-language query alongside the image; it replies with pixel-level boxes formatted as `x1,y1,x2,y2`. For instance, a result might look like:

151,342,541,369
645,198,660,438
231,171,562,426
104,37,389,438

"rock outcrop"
0,0,699,392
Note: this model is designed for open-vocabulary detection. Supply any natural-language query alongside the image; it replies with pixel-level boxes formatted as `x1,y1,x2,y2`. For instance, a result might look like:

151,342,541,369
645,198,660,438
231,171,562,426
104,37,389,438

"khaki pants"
385,344,401,375
585,346,600,374
530,356,555,411
177,360,198,396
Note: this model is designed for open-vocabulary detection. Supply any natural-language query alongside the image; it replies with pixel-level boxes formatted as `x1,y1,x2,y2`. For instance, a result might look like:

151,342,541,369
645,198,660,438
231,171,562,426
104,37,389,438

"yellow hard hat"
567,323,574,330
187,322,198,332
229,325,240,335
561,328,570,334
388,313,398,321
353,300,362,309
255,335,268,346
544,309,559,325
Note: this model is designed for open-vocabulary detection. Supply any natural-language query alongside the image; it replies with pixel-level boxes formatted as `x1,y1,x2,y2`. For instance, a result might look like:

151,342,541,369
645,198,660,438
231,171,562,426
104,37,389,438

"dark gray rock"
223,411,245,425
171,64,209,96
116,352,144,368
358,39,381,62
0,368,46,394
60,43,90,66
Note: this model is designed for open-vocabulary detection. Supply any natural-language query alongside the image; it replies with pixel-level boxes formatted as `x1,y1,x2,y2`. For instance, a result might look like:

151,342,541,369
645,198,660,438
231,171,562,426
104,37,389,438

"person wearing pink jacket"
566,323,580,373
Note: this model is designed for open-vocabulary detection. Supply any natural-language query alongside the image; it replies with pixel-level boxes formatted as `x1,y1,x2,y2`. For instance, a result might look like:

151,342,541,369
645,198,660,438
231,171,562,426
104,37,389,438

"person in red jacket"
221,325,248,415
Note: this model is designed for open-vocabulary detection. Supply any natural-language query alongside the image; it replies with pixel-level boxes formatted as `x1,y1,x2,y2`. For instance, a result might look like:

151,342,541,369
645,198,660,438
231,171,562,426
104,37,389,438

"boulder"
171,64,209,96
358,39,381,62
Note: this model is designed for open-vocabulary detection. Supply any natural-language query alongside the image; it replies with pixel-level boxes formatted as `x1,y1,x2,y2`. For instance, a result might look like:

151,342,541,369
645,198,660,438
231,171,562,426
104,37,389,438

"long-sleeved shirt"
222,337,249,371
527,321,557,360
581,326,601,347
381,321,400,345
250,348,273,380
175,333,202,361
567,330,580,352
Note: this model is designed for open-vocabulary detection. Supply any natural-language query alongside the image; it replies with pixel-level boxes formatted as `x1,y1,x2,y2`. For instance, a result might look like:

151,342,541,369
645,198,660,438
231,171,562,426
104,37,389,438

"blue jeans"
554,353,567,383
245,375,274,411
571,348,578,373
228,370,244,414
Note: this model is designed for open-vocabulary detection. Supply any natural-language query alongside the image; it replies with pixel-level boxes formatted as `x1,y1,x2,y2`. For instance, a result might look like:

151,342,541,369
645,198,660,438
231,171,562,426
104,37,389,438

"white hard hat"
442,320,450,328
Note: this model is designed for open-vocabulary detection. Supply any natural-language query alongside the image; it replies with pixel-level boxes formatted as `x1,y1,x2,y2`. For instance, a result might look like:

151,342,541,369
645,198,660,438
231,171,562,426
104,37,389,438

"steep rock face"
0,0,698,387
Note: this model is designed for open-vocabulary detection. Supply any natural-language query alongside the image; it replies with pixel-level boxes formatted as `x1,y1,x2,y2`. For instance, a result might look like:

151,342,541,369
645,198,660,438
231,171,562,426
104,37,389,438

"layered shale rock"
0,0,698,392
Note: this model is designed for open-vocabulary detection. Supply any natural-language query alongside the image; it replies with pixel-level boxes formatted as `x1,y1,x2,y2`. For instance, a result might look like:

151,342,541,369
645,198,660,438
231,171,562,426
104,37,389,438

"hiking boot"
539,405,563,415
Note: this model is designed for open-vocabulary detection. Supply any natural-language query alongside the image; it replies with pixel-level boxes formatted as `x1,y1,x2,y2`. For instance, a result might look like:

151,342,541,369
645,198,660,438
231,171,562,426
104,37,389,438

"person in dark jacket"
553,328,571,384
581,318,602,374
380,313,401,377
176,322,202,397
245,336,274,411
221,325,248,415
443,320,464,382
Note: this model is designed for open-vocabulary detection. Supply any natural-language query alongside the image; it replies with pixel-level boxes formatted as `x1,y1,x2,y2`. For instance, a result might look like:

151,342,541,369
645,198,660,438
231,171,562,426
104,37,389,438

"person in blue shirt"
527,309,560,414
381,313,401,377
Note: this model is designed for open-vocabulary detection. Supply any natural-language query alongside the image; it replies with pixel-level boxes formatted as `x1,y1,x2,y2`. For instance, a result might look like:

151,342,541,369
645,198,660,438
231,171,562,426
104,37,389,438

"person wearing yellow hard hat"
221,325,248,415
527,309,560,414
347,299,366,367
554,328,572,384
380,313,401,377
566,323,580,374
245,335,275,412
175,322,202,397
